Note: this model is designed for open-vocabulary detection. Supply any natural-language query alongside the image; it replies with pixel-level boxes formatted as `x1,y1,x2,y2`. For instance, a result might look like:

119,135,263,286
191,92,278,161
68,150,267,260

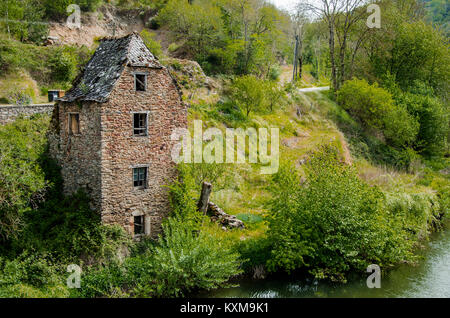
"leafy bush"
0,115,49,241
140,29,163,59
266,146,417,281
0,252,69,298
268,65,282,81
77,218,243,298
338,78,419,148
48,48,78,83
16,190,131,264
144,217,242,297
396,90,449,156
168,164,203,230
228,75,266,117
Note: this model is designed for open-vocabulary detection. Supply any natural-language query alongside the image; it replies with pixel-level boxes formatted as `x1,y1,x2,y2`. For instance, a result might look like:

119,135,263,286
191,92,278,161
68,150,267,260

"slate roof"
59,33,163,103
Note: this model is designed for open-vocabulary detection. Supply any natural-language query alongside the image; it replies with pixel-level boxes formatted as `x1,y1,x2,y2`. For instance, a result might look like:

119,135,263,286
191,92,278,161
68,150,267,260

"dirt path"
298,86,330,92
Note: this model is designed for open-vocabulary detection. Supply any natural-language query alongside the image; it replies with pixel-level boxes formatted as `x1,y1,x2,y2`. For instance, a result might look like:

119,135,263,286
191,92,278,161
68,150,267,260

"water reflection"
201,228,450,298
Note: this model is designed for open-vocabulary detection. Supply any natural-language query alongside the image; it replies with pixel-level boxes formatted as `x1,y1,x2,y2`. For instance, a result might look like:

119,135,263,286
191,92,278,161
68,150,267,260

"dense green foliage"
0,34,92,86
0,115,48,241
0,0,48,43
393,84,449,156
337,78,449,158
76,218,242,298
423,0,450,36
0,120,242,297
158,0,291,76
265,146,443,281
0,0,448,298
337,79,419,149
227,75,287,117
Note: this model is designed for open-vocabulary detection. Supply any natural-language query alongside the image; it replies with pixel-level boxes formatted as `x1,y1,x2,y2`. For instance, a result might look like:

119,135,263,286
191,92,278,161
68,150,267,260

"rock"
282,137,301,149
207,202,245,230
44,36,60,46
296,130,310,138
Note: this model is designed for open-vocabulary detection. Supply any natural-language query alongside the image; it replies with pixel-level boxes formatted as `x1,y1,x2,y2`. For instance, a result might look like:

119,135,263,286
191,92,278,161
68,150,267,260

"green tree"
140,29,163,59
0,0,48,43
229,75,265,117
338,78,419,148
266,146,414,280
396,88,449,156
0,115,48,241
48,47,78,83
264,80,286,112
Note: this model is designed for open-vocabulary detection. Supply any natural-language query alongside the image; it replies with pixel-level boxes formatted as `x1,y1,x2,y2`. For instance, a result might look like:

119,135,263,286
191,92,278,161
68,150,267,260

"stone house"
48,33,187,238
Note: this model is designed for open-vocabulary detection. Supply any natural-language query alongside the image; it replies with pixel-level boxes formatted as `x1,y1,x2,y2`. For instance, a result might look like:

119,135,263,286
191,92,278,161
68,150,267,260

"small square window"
134,215,145,235
133,167,147,189
69,113,80,135
133,113,147,136
135,74,146,91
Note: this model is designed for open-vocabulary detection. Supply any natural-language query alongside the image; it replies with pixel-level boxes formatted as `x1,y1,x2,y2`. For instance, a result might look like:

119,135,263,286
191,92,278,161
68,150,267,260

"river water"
204,227,450,298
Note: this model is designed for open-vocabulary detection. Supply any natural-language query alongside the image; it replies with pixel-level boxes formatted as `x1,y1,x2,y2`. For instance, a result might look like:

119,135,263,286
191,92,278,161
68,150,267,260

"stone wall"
48,65,187,238
100,65,187,238
0,104,54,125
48,101,103,212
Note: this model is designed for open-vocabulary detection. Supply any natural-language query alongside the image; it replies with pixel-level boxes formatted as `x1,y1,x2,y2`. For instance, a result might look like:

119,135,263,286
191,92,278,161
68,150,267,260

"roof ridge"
58,33,162,103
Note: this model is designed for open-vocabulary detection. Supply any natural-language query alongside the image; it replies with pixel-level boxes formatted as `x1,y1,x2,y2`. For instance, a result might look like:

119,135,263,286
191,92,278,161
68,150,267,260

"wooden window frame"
134,73,147,92
133,215,145,235
132,166,148,189
68,112,80,135
131,211,151,238
133,112,148,137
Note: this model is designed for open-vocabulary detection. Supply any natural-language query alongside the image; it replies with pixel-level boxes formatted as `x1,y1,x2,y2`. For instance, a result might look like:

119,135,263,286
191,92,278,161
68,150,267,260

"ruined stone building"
49,33,187,238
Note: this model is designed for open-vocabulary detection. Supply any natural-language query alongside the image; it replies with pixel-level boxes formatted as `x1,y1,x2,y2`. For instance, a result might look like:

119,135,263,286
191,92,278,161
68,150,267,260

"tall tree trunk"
298,39,303,80
338,33,348,90
299,56,303,79
328,19,338,94
6,6,10,39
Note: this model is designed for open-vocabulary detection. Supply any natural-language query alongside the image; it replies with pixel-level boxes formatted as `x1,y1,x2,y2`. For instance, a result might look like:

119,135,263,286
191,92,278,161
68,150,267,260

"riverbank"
199,223,450,298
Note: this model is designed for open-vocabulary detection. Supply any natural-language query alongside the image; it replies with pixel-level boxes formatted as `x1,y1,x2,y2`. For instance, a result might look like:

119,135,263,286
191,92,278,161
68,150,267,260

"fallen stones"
207,202,245,230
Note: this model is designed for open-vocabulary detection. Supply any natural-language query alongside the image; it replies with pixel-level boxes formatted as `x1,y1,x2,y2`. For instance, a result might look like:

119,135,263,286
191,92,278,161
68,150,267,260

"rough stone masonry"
48,33,188,238
0,104,54,125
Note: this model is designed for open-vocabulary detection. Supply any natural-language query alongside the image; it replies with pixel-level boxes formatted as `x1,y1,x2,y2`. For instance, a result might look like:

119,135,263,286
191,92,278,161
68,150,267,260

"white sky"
269,0,297,11
269,0,322,12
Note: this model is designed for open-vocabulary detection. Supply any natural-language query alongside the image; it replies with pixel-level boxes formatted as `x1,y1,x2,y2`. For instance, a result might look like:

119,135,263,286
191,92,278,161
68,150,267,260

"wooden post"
197,182,212,215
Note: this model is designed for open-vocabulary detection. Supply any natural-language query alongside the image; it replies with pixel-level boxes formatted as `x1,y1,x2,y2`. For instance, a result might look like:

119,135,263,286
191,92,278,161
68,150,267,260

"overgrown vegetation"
0,0,448,298
265,146,442,281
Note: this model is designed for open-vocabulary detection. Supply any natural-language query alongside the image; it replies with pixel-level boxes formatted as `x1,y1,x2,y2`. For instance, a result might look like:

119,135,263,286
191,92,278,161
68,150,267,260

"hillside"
0,0,448,299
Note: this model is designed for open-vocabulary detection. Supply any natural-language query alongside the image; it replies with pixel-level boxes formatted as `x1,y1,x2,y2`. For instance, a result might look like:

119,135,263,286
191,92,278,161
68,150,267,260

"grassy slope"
186,70,448,244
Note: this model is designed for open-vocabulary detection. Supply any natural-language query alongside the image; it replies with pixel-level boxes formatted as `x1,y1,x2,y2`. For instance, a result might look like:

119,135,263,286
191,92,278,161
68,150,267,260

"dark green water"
204,228,450,298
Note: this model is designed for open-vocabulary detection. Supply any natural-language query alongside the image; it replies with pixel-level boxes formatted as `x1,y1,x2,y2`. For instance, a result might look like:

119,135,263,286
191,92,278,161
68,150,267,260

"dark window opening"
69,113,80,135
134,215,144,235
133,113,147,136
135,74,146,91
133,167,147,189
